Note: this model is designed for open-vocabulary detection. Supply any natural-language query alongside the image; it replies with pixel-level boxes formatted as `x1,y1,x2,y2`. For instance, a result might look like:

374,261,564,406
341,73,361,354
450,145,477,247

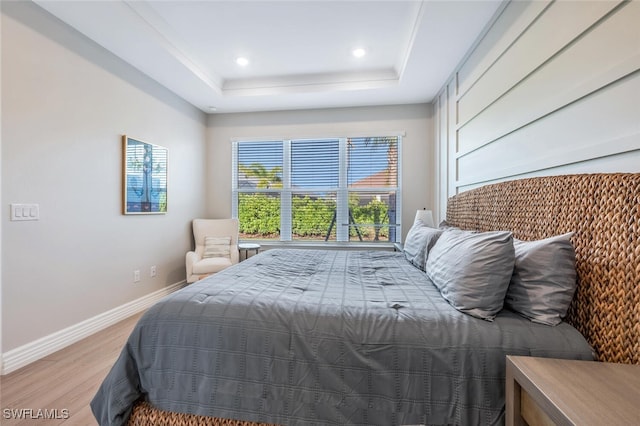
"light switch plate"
10,203,39,221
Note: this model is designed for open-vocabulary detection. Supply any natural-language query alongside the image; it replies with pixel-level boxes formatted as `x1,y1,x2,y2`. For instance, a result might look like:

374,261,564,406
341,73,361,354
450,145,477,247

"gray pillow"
438,220,473,232
426,229,515,321
437,220,455,230
403,220,443,271
505,233,577,326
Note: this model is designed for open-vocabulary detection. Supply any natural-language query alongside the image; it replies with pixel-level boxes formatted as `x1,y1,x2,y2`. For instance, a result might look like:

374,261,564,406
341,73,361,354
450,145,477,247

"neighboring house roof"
350,169,396,188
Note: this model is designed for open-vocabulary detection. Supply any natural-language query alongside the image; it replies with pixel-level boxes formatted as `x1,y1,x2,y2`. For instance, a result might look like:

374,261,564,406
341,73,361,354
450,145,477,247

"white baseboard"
1,281,186,375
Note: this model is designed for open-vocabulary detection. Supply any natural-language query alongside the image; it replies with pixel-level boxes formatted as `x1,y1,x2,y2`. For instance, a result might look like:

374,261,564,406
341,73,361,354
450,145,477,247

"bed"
92,173,639,426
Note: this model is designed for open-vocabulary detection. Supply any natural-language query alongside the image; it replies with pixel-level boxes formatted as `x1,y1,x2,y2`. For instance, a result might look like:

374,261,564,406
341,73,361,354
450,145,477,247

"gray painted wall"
1,2,207,353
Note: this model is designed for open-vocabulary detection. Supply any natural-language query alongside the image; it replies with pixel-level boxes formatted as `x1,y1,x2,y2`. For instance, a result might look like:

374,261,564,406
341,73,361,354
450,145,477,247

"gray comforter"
91,249,594,426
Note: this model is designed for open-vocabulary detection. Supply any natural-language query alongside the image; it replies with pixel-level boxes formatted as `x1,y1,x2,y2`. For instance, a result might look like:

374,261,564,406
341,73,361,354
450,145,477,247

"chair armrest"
230,245,240,264
185,251,201,283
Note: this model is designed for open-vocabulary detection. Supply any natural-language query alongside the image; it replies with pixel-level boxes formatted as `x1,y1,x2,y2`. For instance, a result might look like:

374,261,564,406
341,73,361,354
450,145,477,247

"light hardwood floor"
0,312,144,425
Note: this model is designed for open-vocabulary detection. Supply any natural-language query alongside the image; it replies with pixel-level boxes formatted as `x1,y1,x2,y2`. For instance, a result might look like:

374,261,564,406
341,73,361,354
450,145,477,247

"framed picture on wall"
122,135,168,214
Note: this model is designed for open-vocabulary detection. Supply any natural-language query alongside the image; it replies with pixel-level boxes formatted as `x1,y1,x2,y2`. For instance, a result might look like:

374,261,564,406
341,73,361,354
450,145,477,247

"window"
232,136,401,243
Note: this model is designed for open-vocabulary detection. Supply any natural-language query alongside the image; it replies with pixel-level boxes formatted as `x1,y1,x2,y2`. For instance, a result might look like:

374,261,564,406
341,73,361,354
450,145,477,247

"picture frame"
122,135,168,214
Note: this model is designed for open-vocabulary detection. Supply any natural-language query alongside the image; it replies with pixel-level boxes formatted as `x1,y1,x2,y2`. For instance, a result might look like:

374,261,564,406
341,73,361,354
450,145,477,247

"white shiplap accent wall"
435,0,640,204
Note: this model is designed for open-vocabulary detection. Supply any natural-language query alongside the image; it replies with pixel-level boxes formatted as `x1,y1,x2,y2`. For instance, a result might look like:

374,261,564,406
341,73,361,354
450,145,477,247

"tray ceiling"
35,0,503,113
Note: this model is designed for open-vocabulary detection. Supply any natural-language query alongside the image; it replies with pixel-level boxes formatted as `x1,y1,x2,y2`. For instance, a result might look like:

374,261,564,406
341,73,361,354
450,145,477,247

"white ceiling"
35,0,503,114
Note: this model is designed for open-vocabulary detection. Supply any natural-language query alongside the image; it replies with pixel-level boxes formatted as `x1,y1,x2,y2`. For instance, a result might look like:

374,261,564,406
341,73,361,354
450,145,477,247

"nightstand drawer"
520,389,555,426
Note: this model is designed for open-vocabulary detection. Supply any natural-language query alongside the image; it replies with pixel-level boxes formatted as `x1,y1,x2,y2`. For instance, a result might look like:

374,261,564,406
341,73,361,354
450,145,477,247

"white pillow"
203,236,231,259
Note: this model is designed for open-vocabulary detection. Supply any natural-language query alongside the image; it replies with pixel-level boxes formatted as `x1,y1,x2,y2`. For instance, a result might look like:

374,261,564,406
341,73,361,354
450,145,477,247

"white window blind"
232,136,401,243
290,139,340,241
233,141,283,239
346,137,399,243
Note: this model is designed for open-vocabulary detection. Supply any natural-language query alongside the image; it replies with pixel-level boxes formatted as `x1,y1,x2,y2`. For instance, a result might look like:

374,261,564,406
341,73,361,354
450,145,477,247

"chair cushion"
203,236,231,259
192,256,233,275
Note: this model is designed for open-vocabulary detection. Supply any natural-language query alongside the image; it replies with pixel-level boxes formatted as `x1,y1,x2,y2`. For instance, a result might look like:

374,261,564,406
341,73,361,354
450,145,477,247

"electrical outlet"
133,270,141,282
150,265,157,277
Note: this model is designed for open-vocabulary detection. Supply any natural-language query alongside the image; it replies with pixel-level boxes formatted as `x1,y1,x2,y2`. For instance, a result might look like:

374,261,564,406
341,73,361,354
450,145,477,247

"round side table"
238,242,261,261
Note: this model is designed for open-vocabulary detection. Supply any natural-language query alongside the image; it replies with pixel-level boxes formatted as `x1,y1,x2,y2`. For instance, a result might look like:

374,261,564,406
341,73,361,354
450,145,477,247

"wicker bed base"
127,173,639,426
128,402,275,426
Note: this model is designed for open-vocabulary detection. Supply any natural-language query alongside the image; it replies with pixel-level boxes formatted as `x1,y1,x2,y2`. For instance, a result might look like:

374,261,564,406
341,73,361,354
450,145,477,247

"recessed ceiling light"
236,57,249,66
352,48,366,58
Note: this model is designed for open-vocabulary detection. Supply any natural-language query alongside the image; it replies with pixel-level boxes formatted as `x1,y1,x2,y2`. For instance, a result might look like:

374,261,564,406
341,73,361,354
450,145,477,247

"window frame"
232,135,402,245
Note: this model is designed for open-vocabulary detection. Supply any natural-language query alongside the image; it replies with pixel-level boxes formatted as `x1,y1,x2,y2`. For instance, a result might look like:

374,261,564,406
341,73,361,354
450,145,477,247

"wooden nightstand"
506,355,640,426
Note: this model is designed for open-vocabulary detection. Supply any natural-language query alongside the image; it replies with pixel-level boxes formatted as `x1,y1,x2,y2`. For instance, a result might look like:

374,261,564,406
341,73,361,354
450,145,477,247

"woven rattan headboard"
446,173,639,365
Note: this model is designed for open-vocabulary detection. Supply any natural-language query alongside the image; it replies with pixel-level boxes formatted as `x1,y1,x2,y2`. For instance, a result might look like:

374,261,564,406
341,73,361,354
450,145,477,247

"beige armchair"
186,218,239,283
